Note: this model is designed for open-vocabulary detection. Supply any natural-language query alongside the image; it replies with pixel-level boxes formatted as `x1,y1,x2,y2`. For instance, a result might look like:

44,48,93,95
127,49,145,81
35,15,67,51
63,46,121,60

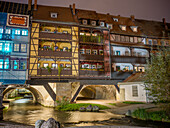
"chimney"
162,18,168,30
73,3,76,15
28,0,32,11
34,0,37,10
107,13,110,15
131,15,135,21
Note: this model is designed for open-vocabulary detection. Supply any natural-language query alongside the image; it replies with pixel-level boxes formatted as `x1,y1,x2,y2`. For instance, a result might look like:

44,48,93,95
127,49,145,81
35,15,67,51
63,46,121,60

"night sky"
2,0,170,22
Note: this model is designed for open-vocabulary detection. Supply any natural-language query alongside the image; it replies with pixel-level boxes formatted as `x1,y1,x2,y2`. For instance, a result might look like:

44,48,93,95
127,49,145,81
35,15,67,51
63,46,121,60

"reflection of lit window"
0,59,3,69
5,29,11,34
14,44,19,52
80,49,85,54
0,43,2,51
0,28,3,33
5,43,10,52
43,63,48,68
86,49,91,54
21,44,27,52
20,61,26,70
52,64,58,69
13,60,19,69
22,30,28,35
92,50,98,55
15,30,20,35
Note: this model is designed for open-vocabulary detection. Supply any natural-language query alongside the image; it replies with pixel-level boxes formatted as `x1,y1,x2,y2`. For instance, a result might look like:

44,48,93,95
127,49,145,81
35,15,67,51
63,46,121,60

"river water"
3,99,168,127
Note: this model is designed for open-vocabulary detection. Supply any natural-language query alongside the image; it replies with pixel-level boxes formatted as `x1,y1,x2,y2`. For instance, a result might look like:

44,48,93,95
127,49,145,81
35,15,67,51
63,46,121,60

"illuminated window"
65,64,71,68
22,30,28,36
92,65,96,69
80,49,85,54
113,18,118,22
0,59,3,69
5,43,10,52
0,28,3,33
15,30,20,35
92,49,98,55
13,44,19,52
125,66,129,71
83,64,90,69
120,25,126,31
4,59,9,69
43,63,48,68
107,24,112,29
0,43,2,51
100,22,105,27
86,49,91,54
13,60,19,69
131,26,138,32
52,63,58,69
5,29,11,34
21,44,27,52
20,61,26,70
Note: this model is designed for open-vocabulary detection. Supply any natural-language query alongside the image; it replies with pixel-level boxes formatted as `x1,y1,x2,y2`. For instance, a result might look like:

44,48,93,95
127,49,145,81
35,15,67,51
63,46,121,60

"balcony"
80,54,104,61
79,69,105,78
38,50,72,57
37,69,72,76
39,32,72,40
80,35,103,44
111,55,147,64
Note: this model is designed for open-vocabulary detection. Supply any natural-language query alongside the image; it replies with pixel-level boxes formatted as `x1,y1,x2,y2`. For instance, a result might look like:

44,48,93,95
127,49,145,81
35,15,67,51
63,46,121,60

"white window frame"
0,43,3,51
52,63,58,69
80,49,85,54
132,85,138,97
21,44,27,52
83,20,87,25
113,18,118,22
86,49,91,54
5,29,11,34
5,43,10,52
51,13,58,18
91,21,96,26
14,44,20,52
15,29,20,35
22,30,28,35
100,22,105,27
107,24,112,29
92,65,96,69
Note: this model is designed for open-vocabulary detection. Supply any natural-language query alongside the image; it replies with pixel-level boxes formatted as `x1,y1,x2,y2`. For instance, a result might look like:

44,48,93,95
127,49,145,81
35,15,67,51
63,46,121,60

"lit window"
5,43,10,52
125,66,129,71
92,65,96,69
130,37,134,42
13,60,19,69
113,18,118,22
92,49,98,55
131,26,138,32
43,63,48,68
65,64,71,68
132,86,138,97
21,44,27,52
99,50,103,55
91,21,96,26
80,49,85,54
20,61,26,70
100,22,105,27
0,28,3,33
4,59,9,69
15,30,20,35
13,44,20,52
120,25,126,31
0,59,3,69
22,30,28,35
51,13,58,18
138,67,145,72
86,49,91,54
83,64,90,69
0,43,2,51
148,39,152,45
5,29,11,34
107,24,112,29
83,20,87,25
52,64,58,69
115,51,120,55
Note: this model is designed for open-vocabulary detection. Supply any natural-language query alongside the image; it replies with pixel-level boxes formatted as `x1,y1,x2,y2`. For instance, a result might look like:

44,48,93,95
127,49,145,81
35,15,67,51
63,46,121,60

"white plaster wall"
119,83,147,102
112,46,130,55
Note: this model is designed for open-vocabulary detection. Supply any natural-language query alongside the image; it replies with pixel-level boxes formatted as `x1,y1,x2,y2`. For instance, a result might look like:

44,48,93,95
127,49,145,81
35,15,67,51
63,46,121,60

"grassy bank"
132,108,170,122
56,103,110,111
8,97,23,100
123,101,145,104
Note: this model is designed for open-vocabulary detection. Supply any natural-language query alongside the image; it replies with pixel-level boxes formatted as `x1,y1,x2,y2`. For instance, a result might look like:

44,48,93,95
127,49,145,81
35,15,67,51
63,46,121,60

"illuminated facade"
0,12,29,85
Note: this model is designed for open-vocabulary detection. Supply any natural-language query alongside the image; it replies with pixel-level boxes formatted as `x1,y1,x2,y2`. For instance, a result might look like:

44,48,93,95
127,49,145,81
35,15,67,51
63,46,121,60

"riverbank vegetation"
123,101,145,104
8,97,24,100
56,103,110,111
132,108,170,122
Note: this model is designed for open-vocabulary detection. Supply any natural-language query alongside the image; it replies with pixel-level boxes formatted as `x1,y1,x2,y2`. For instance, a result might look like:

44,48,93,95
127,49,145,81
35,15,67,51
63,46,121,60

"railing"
79,69,105,77
39,32,72,40
80,35,103,43
37,69,72,76
80,54,104,61
38,50,72,57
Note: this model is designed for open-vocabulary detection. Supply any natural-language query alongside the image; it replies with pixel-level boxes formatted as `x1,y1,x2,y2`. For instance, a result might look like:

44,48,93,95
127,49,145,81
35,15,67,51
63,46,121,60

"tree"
145,47,170,114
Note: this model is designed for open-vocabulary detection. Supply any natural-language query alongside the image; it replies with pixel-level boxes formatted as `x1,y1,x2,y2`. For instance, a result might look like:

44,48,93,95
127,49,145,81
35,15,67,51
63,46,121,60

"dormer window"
51,13,57,18
83,20,87,25
91,21,96,26
100,22,105,27
131,26,138,32
113,18,118,22
120,25,126,31
107,24,112,29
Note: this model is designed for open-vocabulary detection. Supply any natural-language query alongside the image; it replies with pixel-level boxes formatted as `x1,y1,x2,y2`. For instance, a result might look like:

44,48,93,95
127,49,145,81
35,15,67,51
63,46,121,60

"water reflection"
4,99,117,126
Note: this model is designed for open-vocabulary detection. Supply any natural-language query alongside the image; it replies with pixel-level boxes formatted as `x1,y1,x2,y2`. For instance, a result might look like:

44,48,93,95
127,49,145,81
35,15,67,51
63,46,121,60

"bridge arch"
76,85,116,101
3,86,44,104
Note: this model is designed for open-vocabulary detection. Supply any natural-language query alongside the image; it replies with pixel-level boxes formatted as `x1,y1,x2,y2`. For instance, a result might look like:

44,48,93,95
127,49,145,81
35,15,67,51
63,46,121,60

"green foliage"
145,47,170,114
58,65,63,81
56,103,110,111
108,103,116,106
132,108,170,122
56,96,70,110
123,101,145,104
46,66,52,73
